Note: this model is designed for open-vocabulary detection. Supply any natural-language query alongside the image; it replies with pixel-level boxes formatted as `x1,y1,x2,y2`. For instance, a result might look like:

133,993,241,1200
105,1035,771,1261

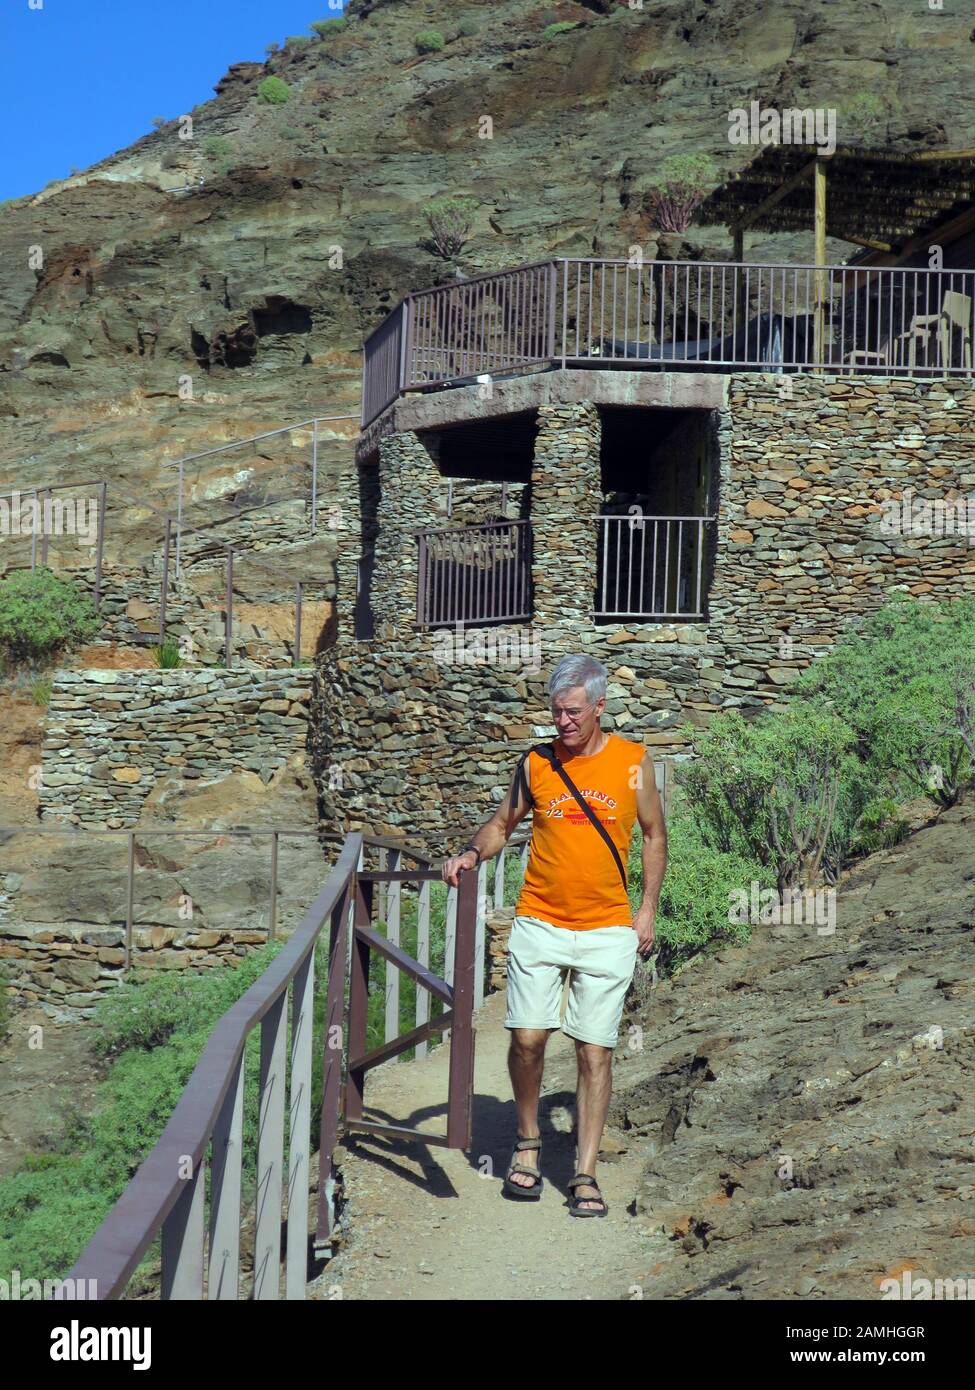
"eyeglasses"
551,701,595,721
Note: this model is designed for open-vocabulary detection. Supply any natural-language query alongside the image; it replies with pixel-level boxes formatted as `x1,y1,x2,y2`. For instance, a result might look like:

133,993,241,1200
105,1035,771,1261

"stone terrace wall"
710,374,975,698
40,669,313,827
313,374,975,851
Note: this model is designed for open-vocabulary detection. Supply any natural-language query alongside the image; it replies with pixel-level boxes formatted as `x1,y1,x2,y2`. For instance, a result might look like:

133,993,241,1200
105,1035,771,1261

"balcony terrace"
362,255,975,426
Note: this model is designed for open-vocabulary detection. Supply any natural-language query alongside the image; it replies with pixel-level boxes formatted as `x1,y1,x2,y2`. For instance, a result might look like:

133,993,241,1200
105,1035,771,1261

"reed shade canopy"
696,144,975,365
696,144,975,255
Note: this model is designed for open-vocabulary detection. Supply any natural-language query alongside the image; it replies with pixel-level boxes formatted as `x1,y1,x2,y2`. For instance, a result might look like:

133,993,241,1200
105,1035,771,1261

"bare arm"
441,759,533,886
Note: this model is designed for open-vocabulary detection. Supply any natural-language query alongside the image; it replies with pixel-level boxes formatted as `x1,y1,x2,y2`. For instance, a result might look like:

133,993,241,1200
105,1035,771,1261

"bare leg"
506,1028,550,1188
573,1040,613,1210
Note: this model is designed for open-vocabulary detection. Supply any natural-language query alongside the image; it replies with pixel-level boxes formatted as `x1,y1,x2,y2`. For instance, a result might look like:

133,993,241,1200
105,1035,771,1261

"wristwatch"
460,841,483,865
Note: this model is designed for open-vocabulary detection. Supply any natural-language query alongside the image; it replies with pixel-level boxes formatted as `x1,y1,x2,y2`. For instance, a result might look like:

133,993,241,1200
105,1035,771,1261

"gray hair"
548,653,607,703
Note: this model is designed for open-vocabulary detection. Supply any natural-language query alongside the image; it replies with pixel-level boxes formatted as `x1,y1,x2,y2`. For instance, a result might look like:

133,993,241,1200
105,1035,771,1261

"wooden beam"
849,202,975,269
842,235,893,252
731,156,819,232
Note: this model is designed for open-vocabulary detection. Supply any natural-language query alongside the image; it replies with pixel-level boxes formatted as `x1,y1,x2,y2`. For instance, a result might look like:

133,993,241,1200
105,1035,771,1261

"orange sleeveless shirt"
514,732,645,930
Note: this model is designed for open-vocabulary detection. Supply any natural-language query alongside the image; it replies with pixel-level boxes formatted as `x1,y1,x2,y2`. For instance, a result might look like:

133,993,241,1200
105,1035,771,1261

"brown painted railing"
596,515,717,621
361,258,975,423
62,831,479,1300
416,519,532,628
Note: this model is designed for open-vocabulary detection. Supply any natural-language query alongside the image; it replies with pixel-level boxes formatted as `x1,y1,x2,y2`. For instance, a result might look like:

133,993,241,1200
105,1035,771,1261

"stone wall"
40,669,313,827
311,371,975,853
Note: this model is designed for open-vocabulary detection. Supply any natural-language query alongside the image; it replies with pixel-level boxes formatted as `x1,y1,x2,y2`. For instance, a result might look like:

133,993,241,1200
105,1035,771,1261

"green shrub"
280,125,303,140
311,17,348,36
285,35,314,48
414,29,446,53
849,797,909,856
644,152,719,233
678,702,872,891
257,76,291,104
629,797,773,973
152,637,182,668
265,42,280,55
423,194,478,258
796,597,975,807
543,21,579,38
454,17,480,38
30,677,52,706
90,945,282,1059
150,116,167,130
0,569,100,666
202,134,232,166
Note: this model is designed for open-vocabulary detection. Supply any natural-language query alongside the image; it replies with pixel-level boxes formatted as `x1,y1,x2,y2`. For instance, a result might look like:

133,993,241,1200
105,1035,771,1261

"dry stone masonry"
41,669,313,826
313,370,975,852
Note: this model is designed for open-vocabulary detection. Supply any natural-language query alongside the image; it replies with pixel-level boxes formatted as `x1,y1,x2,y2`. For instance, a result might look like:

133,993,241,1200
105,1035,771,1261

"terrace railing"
596,514,717,621
362,258,975,423
416,518,532,629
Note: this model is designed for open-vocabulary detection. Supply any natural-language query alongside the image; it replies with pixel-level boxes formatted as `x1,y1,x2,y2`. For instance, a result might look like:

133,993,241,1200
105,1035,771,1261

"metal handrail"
61,827,481,1300
64,833,363,1300
362,256,975,423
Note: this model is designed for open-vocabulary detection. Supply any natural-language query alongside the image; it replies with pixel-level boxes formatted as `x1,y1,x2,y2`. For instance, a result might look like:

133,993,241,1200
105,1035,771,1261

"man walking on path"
443,654,668,1215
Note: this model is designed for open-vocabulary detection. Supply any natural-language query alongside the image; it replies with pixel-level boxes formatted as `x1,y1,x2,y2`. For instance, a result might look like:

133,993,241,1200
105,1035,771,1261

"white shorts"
504,914,639,1049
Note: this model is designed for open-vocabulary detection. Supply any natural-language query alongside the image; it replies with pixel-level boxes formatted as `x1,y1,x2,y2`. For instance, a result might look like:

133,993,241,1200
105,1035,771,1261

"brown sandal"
567,1172,608,1217
502,1134,543,1200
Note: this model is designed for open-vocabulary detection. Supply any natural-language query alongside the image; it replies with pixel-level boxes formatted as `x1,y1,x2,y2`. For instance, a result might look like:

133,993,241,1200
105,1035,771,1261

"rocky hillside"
2,0,974,568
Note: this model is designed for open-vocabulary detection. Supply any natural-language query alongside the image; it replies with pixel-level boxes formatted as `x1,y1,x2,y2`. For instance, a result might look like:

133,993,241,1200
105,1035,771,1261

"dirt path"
314,800,975,1302
312,990,665,1301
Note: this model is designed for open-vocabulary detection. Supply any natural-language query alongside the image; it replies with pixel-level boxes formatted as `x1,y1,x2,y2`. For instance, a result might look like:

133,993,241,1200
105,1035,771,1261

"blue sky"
1,0,346,200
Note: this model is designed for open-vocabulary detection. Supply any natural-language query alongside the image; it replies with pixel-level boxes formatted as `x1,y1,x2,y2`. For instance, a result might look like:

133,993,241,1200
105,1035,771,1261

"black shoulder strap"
518,741,628,893
513,746,534,811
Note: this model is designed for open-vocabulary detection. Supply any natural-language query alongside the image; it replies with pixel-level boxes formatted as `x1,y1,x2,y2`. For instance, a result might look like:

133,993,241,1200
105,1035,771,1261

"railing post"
225,545,234,669
384,847,402,1052
493,844,507,912
345,876,373,1125
446,868,477,1150
124,830,135,971
39,487,50,568
415,877,431,1060
268,831,279,940
94,481,107,608
813,158,827,372
161,1154,206,1300
208,1053,244,1300
254,993,287,1300
286,948,315,1300
293,581,302,667
443,881,458,1037
547,260,558,362
176,460,184,580
399,298,411,393
316,878,353,1250
30,488,38,571
160,516,171,642
474,860,487,1010
311,419,318,535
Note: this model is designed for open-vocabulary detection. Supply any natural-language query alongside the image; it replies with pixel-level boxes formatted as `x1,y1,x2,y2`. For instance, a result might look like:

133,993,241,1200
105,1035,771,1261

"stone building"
313,250,975,851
